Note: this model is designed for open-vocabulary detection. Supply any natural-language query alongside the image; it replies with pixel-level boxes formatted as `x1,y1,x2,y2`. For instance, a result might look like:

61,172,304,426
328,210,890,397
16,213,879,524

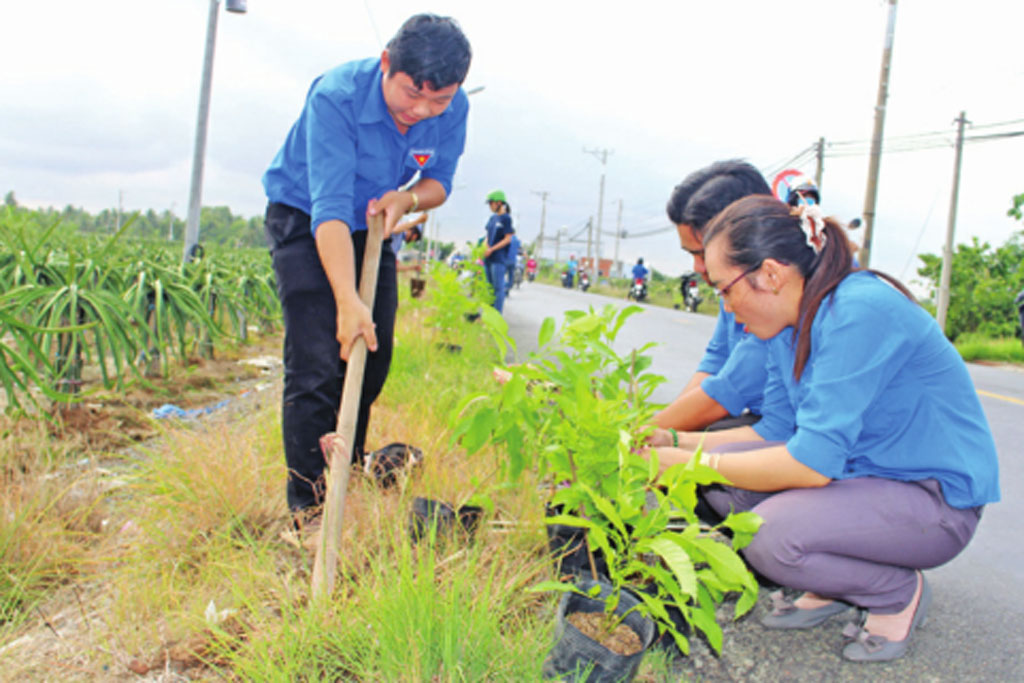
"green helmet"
485,189,506,203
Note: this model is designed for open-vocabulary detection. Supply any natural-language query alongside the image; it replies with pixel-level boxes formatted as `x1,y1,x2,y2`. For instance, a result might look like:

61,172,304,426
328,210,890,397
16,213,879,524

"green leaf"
537,316,555,347
528,580,577,594
580,486,628,539
734,583,758,619
692,537,750,588
462,406,497,453
721,510,763,535
644,535,698,598
689,607,722,654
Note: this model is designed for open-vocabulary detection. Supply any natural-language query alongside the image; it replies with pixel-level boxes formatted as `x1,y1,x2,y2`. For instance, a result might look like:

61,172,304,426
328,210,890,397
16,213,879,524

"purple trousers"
703,459,982,613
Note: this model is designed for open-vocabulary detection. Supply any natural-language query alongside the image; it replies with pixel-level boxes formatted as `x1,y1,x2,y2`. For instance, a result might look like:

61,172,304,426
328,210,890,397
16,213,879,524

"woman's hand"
638,443,694,476
645,427,674,448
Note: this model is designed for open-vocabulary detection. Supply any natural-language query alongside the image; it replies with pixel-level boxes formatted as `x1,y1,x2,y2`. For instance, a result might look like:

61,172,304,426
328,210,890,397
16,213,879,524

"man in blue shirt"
566,254,578,288
631,257,649,282
262,14,472,521
655,160,773,432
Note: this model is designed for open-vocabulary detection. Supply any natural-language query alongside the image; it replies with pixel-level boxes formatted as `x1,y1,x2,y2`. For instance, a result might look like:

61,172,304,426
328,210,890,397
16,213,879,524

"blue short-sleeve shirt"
262,58,469,236
505,234,521,265
484,214,513,265
696,300,768,416
753,271,1000,509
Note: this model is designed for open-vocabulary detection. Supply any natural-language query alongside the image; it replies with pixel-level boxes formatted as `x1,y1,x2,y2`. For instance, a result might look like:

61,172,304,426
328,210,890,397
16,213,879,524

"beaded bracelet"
668,428,678,448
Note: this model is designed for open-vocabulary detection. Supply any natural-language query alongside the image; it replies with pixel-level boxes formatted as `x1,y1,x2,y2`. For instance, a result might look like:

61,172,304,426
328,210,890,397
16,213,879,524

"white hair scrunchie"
795,204,827,254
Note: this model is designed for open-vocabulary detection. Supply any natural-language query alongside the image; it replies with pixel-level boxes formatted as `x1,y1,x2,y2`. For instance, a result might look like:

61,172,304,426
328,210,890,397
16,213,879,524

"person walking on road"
482,189,513,313
261,14,472,529
647,196,1000,663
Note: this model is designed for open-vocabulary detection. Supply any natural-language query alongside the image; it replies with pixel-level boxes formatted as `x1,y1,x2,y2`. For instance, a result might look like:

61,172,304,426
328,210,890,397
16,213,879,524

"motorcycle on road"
627,277,648,302
680,272,702,312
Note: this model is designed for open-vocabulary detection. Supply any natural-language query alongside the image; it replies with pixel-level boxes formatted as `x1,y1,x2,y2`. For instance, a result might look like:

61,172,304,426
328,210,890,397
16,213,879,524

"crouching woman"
648,195,999,662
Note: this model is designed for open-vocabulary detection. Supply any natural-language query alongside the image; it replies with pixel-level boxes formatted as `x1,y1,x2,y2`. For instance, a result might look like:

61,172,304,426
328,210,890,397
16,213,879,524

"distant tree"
917,231,1024,340
1009,193,1024,221
4,191,16,208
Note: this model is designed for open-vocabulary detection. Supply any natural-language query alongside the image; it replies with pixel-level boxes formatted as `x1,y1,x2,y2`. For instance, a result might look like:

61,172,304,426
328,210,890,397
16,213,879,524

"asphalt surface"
500,281,1024,681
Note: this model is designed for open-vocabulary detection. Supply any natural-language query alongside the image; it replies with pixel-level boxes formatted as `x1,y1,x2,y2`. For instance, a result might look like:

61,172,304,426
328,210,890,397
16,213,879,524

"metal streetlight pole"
182,0,247,263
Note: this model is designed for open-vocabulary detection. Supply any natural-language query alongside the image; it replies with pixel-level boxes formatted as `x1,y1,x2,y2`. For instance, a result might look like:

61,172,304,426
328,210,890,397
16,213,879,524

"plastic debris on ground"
152,399,231,420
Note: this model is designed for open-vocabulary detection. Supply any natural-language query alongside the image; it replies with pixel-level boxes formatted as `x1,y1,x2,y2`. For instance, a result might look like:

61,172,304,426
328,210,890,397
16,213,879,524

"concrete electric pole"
531,190,549,259
584,148,612,267
935,111,970,335
858,0,898,268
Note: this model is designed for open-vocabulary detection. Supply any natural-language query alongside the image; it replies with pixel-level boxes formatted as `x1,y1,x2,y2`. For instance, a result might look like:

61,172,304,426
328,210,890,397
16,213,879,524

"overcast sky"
2,1,1022,286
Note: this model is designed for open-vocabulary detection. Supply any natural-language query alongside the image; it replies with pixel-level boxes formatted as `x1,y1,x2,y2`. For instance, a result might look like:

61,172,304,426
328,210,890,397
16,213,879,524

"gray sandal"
760,590,852,629
841,572,931,662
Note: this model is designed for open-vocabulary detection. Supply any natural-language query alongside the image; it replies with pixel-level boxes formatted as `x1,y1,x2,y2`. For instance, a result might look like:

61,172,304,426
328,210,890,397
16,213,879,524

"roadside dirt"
0,335,284,682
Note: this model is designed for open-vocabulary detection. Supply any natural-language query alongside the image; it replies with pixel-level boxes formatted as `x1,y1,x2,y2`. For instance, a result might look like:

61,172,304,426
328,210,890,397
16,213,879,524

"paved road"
501,282,1024,681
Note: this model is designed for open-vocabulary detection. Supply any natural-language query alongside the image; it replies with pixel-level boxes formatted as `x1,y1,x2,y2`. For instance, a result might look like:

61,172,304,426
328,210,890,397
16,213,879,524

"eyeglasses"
714,262,762,299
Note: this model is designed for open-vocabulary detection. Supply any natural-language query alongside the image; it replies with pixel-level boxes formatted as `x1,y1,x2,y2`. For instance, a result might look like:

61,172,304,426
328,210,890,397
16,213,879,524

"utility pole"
614,199,623,278
585,217,594,273
859,0,898,268
936,111,969,335
584,147,612,266
554,228,563,263
167,202,176,241
531,190,549,259
814,137,825,191
115,190,123,232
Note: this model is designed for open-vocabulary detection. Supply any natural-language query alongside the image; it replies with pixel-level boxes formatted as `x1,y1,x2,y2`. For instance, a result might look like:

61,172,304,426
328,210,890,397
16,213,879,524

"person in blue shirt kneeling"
648,196,1000,663
656,160,773,433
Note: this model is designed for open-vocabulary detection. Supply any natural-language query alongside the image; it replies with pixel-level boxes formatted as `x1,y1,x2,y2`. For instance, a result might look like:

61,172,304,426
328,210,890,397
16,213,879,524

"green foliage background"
915,194,1024,341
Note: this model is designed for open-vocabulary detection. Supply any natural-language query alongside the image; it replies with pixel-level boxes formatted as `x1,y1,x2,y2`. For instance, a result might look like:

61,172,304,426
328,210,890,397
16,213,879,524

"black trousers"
265,203,397,512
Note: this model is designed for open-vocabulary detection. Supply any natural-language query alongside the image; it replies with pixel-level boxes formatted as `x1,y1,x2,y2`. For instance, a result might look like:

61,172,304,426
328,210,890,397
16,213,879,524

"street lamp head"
225,0,247,14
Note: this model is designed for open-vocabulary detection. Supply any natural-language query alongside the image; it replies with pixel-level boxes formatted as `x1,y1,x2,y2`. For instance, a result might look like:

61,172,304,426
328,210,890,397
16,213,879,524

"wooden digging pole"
311,212,386,600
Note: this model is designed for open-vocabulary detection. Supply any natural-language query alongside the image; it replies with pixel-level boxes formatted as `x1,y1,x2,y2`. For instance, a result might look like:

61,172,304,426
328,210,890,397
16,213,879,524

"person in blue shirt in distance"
655,160,773,432
631,257,648,282
649,196,999,662
482,190,513,313
505,232,521,296
261,14,472,520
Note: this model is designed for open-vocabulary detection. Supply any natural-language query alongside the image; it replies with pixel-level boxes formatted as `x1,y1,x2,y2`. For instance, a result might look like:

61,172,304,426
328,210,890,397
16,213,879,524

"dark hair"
703,195,914,381
666,159,771,234
407,225,422,242
386,14,472,90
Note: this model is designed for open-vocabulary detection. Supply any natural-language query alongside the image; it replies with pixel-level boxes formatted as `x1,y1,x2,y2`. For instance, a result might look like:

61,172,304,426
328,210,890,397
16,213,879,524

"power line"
618,225,675,239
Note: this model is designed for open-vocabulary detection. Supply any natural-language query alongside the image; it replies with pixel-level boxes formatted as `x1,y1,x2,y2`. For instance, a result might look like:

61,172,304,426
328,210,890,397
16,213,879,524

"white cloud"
1,0,1021,280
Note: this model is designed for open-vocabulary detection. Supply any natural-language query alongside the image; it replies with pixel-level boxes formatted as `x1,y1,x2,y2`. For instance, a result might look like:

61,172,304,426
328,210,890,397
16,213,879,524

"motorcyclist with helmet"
629,257,649,301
